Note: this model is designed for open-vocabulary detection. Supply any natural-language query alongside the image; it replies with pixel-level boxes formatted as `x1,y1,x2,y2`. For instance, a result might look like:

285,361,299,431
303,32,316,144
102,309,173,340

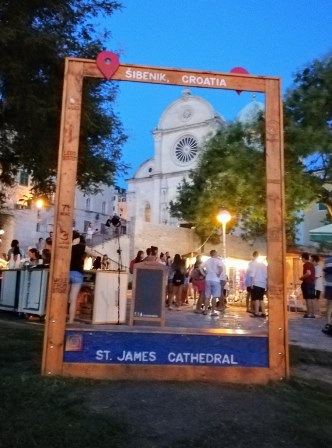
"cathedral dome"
236,99,264,124
132,158,154,179
157,88,225,130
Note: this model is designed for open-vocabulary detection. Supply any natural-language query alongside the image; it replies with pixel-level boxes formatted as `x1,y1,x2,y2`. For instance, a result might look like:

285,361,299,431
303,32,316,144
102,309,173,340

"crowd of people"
6,237,51,269
129,246,268,318
5,231,112,324
299,252,332,336
6,233,332,333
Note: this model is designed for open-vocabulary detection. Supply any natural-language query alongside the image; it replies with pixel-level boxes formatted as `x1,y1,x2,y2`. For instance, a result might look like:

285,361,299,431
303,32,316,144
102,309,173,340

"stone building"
0,172,124,259
126,88,225,226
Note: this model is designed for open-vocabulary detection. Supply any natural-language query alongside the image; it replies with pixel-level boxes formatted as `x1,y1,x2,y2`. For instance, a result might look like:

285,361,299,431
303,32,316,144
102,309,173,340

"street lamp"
36,199,43,231
217,209,231,259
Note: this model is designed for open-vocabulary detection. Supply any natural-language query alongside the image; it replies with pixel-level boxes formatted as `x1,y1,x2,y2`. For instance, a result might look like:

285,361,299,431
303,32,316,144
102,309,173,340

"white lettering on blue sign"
95,349,238,365
167,352,238,365
117,350,157,362
96,349,112,361
65,331,268,367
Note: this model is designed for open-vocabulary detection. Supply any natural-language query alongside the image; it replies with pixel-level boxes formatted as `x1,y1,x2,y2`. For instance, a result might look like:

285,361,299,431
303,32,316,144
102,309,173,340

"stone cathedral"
126,88,263,227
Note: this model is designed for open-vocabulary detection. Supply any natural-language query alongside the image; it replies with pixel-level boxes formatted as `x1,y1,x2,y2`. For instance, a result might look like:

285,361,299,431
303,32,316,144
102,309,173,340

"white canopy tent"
309,223,332,243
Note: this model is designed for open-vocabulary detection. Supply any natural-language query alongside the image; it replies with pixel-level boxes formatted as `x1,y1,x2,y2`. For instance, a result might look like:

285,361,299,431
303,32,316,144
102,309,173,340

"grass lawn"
0,319,331,448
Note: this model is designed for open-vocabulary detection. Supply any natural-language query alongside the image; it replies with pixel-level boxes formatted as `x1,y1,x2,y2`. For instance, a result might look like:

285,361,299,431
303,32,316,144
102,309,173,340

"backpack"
172,269,185,285
191,267,204,282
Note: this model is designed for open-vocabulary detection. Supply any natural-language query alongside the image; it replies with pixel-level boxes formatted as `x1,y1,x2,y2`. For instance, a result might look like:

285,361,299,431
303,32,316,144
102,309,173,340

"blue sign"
64,331,269,368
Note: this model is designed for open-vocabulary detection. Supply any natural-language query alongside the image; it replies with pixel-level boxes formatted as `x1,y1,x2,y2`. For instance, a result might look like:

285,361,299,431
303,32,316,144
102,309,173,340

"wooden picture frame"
42,55,287,383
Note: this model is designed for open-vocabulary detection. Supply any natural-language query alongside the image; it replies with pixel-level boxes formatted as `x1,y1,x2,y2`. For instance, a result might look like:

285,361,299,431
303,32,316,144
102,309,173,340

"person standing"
41,248,51,268
144,246,159,262
101,254,110,270
191,256,206,314
28,248,41,267
300,252,316,318
250,256,268,318
201,250,224,316
68,231,86,324
44,237,52,253
36,237,44,252
218,257,227,311
245,251,259,313
170,253,185,310
311,254,323,317
92,256,102,270
7,239,23,262
322,255,332,335
129,250,144,273
86,224,94,244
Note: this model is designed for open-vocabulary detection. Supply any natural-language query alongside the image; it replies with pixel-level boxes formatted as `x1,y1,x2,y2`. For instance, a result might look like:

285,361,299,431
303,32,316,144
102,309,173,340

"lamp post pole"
221,221,227,259
36,199,43,232
217,209,231,259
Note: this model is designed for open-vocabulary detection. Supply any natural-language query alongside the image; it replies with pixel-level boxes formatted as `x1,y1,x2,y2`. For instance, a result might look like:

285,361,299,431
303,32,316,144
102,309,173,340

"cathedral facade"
126,88,226,226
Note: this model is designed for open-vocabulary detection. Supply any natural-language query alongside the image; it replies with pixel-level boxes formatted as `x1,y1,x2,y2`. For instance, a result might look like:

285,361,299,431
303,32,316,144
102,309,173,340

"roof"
309,223,332,242
236,99,264,124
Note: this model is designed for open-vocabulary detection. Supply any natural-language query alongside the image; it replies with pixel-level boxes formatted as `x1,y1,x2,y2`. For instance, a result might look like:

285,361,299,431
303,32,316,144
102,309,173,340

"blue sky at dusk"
97,0,331,187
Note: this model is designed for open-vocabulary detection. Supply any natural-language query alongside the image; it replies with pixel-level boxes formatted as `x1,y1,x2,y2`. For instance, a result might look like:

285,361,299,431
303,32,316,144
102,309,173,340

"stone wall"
92,234,130,270
204,234,267,260
122,219,267,266
130,219,200,261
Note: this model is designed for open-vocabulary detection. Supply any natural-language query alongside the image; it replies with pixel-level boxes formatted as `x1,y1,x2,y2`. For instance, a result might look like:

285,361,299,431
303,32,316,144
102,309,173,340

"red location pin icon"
230,66,249,95
96,51,120,80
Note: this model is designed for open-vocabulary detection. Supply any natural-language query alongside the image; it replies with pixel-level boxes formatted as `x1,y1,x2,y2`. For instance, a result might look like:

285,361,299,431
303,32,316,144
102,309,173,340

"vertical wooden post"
265,79,289,379
42,59,84,375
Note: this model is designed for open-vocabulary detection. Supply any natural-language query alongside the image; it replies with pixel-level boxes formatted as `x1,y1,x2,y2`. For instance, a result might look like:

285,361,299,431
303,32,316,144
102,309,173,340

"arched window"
145,203,151,222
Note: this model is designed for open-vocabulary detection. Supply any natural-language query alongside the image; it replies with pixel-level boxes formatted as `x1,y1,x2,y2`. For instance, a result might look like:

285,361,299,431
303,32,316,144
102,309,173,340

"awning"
309,223,332,242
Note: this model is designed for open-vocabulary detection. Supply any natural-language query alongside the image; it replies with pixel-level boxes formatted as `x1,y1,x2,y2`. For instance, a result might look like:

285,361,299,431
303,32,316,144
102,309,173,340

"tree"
171,54,332,246
0,0,127,197
284,53,332,214
170,123,271,244
169,104,322,245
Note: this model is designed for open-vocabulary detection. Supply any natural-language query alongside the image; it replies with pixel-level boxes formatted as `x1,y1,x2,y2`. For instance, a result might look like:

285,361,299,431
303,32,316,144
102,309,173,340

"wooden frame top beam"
73,58,271,92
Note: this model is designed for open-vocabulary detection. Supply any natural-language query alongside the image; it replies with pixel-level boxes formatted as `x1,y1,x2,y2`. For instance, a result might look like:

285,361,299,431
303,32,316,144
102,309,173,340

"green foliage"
171,54,332,245
284,53,332,205
0,0,128,195
171,119,316,244
171,122,266,242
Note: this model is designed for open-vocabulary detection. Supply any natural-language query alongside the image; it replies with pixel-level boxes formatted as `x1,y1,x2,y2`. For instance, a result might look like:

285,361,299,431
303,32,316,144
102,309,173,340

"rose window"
173,136,198,165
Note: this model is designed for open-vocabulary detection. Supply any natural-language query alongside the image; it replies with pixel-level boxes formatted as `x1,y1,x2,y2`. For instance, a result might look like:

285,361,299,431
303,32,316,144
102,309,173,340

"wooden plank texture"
81,59,268,92
265,79,288,379
62,363,281,384
42,60,84,375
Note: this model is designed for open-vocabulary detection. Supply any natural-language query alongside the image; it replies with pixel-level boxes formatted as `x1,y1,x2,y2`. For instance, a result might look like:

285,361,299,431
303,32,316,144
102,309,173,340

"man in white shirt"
250,257,268,318
201,250,224,316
